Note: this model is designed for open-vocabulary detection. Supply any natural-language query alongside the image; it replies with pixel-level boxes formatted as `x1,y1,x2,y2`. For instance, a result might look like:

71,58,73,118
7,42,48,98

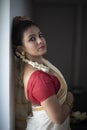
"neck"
26,54,43,64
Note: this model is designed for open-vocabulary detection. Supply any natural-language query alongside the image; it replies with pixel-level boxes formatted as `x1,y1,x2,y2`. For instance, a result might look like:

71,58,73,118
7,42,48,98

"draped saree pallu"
26,58,71,130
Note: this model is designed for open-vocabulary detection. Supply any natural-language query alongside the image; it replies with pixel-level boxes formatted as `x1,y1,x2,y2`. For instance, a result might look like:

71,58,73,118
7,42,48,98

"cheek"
25,44,37,54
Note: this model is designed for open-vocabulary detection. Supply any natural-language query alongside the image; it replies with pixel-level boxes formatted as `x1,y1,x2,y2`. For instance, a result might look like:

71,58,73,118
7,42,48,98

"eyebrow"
29,34,35,38
28,31,42,38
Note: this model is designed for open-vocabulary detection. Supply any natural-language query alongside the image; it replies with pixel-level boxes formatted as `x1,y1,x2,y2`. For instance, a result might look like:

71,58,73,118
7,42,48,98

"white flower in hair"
15,50,49,73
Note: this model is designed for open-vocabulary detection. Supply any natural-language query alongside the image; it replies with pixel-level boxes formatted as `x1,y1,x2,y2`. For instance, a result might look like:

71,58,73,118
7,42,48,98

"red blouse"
27,70,60,105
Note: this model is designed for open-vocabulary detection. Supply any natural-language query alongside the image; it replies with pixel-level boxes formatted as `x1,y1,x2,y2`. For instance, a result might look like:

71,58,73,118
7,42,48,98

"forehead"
24,25,40,36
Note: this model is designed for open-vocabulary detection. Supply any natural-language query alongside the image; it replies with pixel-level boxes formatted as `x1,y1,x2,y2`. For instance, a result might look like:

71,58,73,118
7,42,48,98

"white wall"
10,0,32,21
0,0,32,130
0,0,10,130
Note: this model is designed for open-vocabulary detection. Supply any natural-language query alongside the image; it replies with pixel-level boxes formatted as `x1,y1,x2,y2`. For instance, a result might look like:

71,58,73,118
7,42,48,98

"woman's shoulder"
23,64,38,99
24,67,51,87
23,64,36,86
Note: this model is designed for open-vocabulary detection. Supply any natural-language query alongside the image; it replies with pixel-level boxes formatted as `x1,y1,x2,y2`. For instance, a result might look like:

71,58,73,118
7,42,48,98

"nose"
37,37,42,44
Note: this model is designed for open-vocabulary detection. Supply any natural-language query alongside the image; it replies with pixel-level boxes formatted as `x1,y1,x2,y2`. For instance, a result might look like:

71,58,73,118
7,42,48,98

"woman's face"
22,25,47,57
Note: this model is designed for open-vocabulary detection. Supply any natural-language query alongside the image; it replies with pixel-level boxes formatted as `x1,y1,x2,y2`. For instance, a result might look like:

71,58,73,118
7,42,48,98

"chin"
41,49,47,56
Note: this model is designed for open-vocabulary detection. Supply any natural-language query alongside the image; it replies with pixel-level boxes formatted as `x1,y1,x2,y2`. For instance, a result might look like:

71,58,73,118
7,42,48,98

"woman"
12,16,74,130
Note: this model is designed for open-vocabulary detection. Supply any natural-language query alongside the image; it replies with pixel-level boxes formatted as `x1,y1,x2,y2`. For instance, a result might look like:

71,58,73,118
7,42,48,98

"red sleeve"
27,71,60,105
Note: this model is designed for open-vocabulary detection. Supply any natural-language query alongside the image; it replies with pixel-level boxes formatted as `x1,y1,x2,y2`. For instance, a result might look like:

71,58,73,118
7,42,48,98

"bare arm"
41,91,74,124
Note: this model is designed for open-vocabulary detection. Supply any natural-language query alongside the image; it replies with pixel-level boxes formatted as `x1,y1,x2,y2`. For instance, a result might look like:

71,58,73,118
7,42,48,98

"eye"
29,37,36,41
39,33,44,38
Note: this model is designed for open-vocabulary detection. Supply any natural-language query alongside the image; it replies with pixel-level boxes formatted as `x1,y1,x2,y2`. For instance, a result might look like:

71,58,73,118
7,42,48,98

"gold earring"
21,51,25,56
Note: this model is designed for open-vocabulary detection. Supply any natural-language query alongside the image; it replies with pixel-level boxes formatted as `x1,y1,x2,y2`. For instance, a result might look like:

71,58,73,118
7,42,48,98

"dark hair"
12,16,37,47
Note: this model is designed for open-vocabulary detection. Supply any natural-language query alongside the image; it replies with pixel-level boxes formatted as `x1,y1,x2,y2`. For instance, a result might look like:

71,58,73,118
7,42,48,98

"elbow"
52,116,67,125
56,119,66,125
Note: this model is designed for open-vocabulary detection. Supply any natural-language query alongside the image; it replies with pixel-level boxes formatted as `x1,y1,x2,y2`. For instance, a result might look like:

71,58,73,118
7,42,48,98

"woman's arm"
41,91,74,124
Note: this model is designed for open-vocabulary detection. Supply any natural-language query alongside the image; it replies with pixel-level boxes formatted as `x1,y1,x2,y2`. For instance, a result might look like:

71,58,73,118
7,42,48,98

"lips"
39,45,45,49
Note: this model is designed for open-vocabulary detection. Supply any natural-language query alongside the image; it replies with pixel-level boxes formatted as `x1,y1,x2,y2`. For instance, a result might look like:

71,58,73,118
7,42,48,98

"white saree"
25,58,71,130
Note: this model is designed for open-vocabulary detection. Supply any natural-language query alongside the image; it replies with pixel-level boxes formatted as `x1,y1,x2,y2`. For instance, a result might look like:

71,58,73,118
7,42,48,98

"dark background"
32,0,87,129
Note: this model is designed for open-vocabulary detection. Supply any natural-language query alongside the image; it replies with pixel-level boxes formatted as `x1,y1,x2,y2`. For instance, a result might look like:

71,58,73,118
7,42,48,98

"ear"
17,45,25,52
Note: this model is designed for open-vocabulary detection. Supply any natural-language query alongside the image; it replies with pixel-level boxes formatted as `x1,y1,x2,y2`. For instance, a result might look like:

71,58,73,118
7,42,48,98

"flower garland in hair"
15,50,49,73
